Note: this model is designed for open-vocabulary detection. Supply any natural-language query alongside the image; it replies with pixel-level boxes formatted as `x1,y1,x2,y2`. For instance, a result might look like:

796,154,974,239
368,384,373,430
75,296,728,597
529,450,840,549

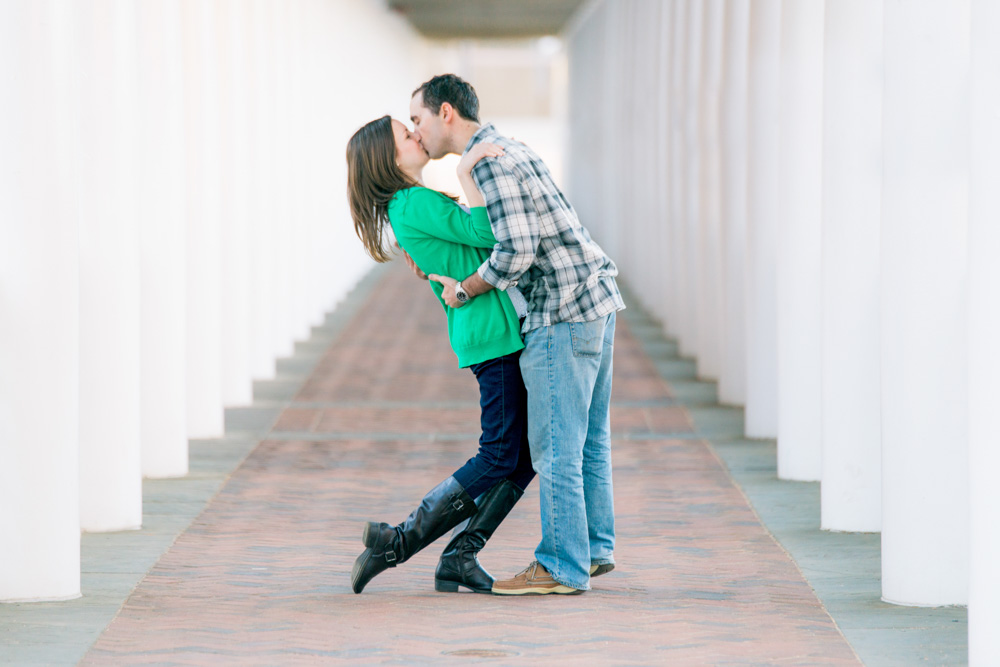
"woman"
345,115,534,594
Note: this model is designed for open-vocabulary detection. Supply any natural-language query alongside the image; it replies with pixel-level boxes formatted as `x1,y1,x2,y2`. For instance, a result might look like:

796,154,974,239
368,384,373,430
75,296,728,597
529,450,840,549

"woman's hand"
458,142,504,176
458,143,504,208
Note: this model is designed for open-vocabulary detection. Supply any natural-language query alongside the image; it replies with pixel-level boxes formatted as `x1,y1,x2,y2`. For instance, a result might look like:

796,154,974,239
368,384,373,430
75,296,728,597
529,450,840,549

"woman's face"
392,119,429,174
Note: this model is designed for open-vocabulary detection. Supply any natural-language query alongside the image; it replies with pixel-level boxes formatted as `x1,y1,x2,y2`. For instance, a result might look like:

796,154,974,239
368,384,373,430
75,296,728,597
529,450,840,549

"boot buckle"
384,550,397,563
452,499,465,511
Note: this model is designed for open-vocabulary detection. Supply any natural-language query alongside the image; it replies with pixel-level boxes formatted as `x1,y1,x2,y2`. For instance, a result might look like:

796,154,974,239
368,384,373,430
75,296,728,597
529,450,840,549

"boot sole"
590,563,615,577
351,549,372,594
434,578,492,594
352,522,384,594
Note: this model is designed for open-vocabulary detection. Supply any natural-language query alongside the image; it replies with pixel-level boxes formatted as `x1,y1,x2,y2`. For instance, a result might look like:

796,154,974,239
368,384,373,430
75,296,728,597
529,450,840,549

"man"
409,73,625,595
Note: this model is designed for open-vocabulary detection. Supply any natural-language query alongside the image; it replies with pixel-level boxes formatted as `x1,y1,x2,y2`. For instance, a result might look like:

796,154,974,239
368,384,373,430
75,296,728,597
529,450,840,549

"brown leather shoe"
590,562,615,577
491,561,584,595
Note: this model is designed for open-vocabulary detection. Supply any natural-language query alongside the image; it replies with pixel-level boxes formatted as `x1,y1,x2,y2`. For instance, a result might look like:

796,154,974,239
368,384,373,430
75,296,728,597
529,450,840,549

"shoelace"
515,561,538,578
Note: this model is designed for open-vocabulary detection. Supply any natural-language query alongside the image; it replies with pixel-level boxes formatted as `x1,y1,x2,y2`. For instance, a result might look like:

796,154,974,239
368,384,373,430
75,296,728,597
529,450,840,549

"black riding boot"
434,479,524,593
351,476,476,594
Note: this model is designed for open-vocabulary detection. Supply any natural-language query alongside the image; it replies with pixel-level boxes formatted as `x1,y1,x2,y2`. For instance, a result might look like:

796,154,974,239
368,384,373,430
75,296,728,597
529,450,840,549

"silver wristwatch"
454,281,470,303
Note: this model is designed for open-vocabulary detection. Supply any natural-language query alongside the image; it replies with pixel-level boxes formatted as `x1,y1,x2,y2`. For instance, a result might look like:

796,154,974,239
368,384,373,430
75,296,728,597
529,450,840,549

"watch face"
456,290,469,302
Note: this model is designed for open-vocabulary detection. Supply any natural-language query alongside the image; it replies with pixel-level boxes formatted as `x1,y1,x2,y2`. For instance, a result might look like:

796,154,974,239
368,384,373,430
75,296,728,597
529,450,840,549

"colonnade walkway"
3,263,965,665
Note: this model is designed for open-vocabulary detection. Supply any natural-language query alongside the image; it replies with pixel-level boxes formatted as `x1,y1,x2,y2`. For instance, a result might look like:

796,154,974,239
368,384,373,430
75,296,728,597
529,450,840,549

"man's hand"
428,274,464,308
400,249,428,280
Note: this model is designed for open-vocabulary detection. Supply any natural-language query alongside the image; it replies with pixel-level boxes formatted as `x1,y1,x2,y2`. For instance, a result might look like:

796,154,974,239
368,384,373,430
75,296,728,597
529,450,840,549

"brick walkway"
82,263,860,665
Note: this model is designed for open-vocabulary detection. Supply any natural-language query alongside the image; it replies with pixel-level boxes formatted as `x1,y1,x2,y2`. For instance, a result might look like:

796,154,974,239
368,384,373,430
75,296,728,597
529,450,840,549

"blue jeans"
519,311,617,590
452,351,535,498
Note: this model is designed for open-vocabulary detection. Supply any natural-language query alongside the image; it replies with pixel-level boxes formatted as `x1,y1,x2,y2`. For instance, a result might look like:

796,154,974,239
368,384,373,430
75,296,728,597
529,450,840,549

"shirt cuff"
478,260,513,291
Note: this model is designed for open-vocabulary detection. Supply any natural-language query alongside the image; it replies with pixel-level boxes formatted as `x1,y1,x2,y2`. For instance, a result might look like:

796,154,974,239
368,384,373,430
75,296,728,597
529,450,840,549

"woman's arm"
458,143,504,208
394,188,497,248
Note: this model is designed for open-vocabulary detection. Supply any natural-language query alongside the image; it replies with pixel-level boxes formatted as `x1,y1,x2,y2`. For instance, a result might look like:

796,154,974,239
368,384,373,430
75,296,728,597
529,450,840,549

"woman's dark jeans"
452,350,535,498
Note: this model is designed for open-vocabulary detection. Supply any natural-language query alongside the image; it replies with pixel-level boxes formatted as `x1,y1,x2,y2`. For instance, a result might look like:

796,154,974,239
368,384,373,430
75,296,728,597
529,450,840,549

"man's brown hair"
413,73,480,123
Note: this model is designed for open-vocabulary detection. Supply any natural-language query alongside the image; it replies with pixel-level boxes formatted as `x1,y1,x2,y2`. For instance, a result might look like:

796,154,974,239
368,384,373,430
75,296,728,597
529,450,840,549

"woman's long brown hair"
346,115,420,262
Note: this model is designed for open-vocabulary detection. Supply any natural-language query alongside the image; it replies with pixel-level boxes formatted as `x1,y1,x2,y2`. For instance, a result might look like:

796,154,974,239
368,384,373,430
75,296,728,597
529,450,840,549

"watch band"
455,281,470,303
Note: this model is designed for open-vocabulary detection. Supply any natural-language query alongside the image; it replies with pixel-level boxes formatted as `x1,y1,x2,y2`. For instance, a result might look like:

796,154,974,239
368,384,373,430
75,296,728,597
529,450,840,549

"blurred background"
0,0,580,601
2,1,1000,663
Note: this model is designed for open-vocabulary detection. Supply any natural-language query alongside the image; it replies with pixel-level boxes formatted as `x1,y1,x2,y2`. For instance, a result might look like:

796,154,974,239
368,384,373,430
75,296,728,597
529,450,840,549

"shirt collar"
463,122,496,154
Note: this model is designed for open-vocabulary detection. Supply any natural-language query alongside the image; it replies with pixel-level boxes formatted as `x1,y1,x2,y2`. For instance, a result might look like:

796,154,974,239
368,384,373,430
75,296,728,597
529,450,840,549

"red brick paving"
82,264,860,665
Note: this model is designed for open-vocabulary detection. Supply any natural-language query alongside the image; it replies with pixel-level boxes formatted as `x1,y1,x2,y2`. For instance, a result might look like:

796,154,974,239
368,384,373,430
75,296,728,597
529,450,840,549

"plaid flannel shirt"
468,124,625,333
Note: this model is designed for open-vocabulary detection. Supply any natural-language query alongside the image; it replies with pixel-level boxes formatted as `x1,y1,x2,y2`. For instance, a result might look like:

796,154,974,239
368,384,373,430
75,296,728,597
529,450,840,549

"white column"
271,2,294,360
183,0,225,437
300,0,326,328
620,0,639,293
820,0,882,532
744,0,781,438
137,0,188,479
633,0,655,317
314,0,341,319
566,6,598,244
288,0,313,340
775,0,824,481
718,0,749,406
697,0,725,381
315,0,341,313
600,1,624,263
681,0,703,361
219,0,253,407
312,0,336,326
0,0,81,601
77,0,142,531
881,0,970,607
623,2,637,267
654,0,675,329
969,0,1000,659
249,0,276,380
669,0,690,351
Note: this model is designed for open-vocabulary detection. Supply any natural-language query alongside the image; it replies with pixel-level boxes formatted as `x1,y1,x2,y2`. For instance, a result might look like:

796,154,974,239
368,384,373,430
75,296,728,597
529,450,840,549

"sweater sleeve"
400,188,498,249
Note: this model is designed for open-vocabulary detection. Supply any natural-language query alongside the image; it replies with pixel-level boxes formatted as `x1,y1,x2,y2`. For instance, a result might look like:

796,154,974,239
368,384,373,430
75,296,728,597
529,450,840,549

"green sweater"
388,187,524,368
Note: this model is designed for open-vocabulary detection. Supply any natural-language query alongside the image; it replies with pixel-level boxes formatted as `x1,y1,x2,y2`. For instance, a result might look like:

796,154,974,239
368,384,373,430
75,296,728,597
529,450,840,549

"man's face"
410,91,450,160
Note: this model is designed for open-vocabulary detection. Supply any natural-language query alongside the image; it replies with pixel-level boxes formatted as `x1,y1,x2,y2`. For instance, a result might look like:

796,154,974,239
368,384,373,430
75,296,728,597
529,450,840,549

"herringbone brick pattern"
81,263,860,665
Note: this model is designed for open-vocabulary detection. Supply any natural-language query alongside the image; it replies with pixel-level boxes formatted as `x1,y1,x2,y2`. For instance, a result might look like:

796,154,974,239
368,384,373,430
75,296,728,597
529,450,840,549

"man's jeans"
452,351,536,499
519,311,617,590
